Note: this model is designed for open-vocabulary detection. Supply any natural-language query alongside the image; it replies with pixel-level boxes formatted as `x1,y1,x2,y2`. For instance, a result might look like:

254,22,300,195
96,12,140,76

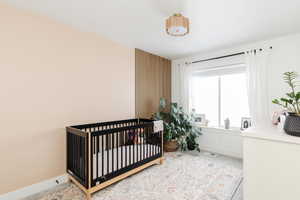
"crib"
66,118,164,199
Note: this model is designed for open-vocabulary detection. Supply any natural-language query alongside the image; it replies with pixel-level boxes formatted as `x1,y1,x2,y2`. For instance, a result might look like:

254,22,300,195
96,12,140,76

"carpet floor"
23,151,243,200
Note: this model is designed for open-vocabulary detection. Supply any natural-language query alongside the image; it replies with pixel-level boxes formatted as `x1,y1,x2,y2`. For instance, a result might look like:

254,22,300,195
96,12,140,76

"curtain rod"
190,46,273,64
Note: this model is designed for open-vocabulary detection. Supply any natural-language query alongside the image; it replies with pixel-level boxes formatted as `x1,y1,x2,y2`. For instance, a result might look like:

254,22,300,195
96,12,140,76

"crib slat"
133,130,135,163
111,133,115,172
96,135,98,179
129,130,131,165
149,128,151,157
151,137,153,156
145,128,148,159
74,135,77,174
147,128,150,158
71,134,74,174
125,130,127,167
82,136,85,180
154,133,156,156
137,129,139,161
117,131,119,170
76,135,79,174
121,131,123,168
159,131,164,156
149,127,151,157
143,129,145,160
90,134,94,185
140,128,142,161
106,134,109,175
79,136,82,178
102,134,104,177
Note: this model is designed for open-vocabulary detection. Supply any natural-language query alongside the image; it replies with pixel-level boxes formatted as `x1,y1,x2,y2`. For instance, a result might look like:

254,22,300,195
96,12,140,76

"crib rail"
72,118,152,131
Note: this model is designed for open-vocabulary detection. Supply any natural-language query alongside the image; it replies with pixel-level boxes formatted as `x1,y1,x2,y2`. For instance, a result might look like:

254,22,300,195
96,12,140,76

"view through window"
190,67,250,128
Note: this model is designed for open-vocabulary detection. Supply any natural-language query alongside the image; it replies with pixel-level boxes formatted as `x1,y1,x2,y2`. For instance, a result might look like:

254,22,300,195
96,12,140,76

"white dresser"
243,127,300,200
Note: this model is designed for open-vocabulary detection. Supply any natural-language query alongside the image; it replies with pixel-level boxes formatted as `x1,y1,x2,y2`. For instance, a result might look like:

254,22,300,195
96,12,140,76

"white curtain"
178,63,192,112
245,49,271,128
174,55,244,113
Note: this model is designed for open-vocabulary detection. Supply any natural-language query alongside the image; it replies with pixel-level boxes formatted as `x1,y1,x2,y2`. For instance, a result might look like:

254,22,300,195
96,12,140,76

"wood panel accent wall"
135,49,171,118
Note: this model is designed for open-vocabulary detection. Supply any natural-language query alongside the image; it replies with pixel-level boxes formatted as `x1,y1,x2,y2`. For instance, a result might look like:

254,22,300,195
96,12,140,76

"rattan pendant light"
166,13,189,36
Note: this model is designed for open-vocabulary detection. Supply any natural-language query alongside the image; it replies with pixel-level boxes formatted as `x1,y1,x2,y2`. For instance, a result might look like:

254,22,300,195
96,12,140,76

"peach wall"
0,3,135,194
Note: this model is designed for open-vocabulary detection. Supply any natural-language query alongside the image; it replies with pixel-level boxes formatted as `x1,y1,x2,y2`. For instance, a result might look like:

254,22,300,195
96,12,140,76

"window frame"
190,64,248,129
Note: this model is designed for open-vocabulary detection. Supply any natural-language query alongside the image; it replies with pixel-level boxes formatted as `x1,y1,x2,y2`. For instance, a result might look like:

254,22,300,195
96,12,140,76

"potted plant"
272,71,300,136
153,98,202,152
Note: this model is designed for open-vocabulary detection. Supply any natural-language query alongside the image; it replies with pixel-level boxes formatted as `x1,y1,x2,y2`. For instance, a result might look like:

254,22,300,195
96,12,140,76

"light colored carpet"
23,151,242,200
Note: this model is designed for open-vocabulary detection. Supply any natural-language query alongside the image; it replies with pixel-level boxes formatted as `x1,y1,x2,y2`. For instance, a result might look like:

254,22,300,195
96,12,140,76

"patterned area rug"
24,151,242,200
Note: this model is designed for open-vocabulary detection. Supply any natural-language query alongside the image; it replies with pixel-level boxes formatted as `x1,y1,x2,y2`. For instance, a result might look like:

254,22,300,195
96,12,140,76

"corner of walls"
128,48,136,118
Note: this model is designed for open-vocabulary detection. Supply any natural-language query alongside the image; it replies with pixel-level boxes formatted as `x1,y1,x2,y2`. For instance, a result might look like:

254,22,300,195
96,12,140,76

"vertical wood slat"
135,48,171,118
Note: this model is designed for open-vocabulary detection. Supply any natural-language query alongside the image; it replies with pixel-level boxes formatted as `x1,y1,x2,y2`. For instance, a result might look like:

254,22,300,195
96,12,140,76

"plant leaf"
159,98,166,109
280,98,289,102
286,92,295,98
272,99,280,104
296,92,300,101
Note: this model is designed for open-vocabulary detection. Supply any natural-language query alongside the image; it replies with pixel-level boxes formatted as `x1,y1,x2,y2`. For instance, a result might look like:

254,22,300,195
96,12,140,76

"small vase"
284,113,300,137
164,140,179,152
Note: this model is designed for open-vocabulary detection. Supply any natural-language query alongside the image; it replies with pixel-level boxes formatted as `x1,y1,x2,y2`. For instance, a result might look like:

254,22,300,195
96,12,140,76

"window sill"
194,124,242,135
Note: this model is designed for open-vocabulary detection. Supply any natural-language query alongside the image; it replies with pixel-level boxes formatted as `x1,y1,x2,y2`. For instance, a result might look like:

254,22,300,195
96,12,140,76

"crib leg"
68,177,72,184
159,157,164,165
86,192,92,200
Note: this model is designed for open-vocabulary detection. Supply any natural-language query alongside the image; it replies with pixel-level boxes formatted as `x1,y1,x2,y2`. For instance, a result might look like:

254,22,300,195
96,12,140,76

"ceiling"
4,0,300,59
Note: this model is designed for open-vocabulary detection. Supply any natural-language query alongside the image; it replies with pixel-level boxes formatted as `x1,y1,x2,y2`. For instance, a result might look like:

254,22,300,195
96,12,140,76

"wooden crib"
66,118,164,199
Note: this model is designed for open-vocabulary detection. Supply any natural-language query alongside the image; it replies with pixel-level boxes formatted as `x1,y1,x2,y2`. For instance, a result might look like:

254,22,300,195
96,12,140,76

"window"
190,65,249,128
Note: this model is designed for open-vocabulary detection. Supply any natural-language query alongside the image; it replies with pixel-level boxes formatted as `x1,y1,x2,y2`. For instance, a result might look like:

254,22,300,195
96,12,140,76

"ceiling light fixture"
166,13,189,36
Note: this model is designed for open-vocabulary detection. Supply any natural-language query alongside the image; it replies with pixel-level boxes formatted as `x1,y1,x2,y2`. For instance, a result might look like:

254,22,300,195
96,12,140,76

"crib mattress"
92,144,160,179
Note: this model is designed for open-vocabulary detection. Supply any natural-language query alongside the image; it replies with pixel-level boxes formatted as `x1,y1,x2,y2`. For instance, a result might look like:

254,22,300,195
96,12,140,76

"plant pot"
164,140,179,152
284,113,300,137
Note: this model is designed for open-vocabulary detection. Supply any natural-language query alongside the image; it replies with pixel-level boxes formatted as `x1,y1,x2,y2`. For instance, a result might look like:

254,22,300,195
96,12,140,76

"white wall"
198,127,243,158
172,33,300,158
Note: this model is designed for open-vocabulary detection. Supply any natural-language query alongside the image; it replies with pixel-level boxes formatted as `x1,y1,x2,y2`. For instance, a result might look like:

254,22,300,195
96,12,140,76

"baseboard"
201,146,243,159
0,174,68,200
